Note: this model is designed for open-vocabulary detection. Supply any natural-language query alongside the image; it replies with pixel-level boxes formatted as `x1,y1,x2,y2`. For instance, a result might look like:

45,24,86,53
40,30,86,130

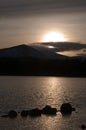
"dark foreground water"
0,76,86,130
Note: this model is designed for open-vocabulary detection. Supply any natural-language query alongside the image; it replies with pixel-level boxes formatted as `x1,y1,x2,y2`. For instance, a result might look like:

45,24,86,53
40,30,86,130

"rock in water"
41,105,57,115
28,108,41,117
21,110,29,117
81,124,86,129
8,110,17,118
60,103,73,115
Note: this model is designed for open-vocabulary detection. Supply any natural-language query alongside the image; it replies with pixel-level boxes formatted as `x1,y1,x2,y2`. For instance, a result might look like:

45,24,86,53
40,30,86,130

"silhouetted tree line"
0,57,86,77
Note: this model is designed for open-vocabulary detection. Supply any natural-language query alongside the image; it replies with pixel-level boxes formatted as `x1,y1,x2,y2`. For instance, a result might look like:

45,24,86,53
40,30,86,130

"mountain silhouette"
0,44,68,59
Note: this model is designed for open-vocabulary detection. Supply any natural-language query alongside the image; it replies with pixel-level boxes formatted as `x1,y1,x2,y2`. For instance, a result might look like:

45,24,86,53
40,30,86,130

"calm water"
0,76,86,130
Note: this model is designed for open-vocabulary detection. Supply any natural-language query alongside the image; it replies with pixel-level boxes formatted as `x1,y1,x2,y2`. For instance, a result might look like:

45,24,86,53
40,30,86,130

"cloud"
41,42,86,52
77,53,86,56
83,49,86,52
0,0,86,17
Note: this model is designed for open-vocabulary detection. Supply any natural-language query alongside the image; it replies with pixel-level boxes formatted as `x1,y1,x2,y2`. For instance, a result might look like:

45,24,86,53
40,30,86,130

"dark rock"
41,105,57,115
21,110,29,117
81,124,86,129
28,108,41,117
72,107,76,111
60,103,73,115
1,115,8,118
8,110,17,118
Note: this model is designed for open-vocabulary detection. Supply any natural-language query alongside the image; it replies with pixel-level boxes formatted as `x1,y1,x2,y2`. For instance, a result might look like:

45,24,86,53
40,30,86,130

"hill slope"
0,44,68,59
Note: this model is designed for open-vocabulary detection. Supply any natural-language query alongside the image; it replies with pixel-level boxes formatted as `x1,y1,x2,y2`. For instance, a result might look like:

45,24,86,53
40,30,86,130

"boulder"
8,110,17,118
28,108,41,117
60,103,74,115
41,105,57,115
81,124,86,129
21,110,29,117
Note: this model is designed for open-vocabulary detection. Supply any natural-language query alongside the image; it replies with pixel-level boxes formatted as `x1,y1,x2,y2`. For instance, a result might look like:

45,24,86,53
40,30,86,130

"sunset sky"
0,0,86,49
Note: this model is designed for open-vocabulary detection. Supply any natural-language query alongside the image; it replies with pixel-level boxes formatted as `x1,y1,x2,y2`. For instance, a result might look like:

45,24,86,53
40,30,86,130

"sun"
43,32,66,42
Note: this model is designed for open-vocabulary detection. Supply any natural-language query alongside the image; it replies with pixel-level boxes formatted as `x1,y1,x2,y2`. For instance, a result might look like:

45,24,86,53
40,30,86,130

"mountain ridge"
0,44,68,59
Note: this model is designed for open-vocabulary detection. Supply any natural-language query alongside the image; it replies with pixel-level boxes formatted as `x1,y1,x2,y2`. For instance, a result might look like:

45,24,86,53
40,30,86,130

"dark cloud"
83,49,86,52
0,0,86,17
41,42,86,52
77,53,86,57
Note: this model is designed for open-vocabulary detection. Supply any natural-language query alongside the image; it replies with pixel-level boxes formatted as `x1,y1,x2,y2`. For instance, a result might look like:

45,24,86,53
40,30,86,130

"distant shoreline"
0,57,86,77
0,73,86,78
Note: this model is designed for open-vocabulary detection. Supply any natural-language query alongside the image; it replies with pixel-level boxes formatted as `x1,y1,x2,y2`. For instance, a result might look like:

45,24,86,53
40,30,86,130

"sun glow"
43,32,66,42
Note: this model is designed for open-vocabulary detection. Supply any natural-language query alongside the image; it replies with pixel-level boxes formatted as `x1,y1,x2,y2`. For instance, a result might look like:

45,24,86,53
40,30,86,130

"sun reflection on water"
42,77,64,107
